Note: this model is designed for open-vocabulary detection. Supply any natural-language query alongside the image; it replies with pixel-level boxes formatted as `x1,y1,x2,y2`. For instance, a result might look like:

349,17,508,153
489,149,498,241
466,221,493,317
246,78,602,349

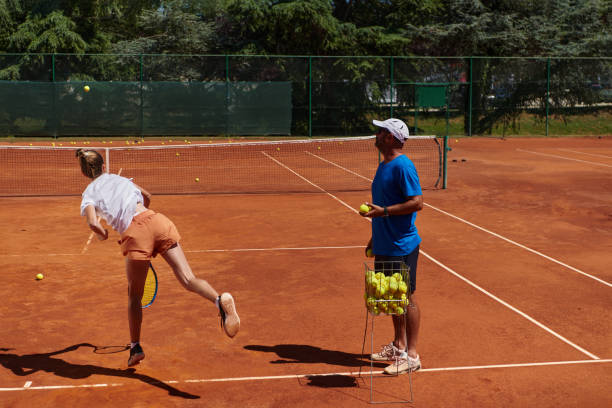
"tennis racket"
141,262,158,308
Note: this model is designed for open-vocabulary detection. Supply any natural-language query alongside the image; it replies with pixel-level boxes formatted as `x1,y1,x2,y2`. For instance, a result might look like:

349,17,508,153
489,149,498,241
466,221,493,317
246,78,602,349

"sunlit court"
1,136,611,407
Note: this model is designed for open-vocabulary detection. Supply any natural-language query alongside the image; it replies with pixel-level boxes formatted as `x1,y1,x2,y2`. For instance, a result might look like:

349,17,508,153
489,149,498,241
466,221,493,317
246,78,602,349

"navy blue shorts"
374,245,419,294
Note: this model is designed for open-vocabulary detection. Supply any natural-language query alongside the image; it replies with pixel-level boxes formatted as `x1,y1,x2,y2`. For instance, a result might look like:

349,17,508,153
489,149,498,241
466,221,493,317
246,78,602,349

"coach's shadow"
244,344,386,369
0,343,199,399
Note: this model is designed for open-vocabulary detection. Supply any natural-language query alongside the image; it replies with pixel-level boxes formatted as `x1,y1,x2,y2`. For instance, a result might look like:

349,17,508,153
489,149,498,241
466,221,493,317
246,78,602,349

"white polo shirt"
80,173,144,234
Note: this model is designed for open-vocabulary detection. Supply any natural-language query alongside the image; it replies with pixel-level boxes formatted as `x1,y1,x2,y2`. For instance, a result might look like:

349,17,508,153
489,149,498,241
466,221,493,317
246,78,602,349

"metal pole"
443,135,449,189
225,55,230,136
52,53,57,138
468,57,473,136
546,58,550,137
139,54,144,137
390,56,394,118
308,56,312,137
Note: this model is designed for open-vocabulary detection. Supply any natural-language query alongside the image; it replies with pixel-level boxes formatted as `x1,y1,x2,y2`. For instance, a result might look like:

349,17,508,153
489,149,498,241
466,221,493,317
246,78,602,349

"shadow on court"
0,343,199,399
244,344,386,369
303,374,359,388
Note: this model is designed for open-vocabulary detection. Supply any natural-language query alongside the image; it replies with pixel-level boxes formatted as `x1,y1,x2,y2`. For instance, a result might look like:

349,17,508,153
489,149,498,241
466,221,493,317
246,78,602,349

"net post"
443,135,449,189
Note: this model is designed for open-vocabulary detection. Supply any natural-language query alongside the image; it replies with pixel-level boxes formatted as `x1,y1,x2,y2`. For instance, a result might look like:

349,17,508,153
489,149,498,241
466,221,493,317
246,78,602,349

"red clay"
1,137,610,407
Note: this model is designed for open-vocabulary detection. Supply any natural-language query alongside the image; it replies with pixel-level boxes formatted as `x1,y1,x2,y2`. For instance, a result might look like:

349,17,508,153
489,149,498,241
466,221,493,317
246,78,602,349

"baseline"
1,359,609,392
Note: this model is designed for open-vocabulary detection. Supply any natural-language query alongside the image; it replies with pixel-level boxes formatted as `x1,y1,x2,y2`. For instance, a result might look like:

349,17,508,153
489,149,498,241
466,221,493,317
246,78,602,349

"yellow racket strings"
141,267,157,306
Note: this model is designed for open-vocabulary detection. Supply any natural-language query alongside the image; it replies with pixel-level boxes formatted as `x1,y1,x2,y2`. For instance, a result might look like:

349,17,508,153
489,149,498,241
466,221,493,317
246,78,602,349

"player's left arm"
84,205,108,240
386,195,423,215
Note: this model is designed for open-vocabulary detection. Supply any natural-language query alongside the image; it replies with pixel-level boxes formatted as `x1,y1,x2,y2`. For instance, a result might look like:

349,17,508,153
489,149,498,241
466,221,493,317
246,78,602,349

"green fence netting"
0,54,610,137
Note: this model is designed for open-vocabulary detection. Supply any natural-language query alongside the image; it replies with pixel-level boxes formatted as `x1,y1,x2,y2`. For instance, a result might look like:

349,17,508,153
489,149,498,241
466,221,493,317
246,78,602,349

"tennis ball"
195,177,200,182
84,85,90,92
359,204,371,214
398,281,408,294
389,277,398,293
366,248,373,258
36,273,44,280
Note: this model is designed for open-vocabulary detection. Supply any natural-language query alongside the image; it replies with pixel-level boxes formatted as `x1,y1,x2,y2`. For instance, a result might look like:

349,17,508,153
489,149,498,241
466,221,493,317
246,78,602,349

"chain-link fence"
0,54,610,137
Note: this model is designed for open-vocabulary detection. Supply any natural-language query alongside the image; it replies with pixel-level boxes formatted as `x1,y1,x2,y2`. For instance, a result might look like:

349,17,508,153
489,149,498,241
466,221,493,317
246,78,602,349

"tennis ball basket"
364,261,410,316
360,260,415,404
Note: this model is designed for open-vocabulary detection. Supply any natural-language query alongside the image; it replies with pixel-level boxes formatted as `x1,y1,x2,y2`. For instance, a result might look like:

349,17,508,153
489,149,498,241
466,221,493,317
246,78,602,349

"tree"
111,0,216,81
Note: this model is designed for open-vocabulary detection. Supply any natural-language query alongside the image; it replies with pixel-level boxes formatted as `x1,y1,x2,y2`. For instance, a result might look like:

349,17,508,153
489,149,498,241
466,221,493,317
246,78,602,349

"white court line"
2,246,364,257
1,359,610,391
187,245,363,253
421,250,599,359
0,383,122,391
517,149,612,168
424,203,612,288
264,154,601,360
305,151,372,182
557,148,612,159
261,151,361,215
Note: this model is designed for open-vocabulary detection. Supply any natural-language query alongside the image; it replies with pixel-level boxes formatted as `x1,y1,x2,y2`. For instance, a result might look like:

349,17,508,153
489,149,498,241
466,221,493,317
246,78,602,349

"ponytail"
75,149,104,179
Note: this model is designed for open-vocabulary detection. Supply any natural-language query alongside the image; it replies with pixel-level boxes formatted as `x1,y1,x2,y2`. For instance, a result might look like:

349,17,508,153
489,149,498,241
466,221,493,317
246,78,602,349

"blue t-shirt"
371,155,422,256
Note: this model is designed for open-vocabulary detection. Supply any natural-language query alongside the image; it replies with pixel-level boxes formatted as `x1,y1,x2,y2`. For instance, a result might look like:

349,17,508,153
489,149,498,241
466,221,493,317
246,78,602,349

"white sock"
130,342,139,349
215,296,220,310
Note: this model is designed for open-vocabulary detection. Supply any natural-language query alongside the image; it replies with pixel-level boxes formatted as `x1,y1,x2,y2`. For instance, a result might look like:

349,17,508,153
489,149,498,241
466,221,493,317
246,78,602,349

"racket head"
93,345,130,354
141,263,158,308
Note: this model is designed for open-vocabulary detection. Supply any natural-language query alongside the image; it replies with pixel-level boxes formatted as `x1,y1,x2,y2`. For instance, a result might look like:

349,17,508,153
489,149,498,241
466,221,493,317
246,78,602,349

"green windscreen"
417,85,447,107
0,81,292,136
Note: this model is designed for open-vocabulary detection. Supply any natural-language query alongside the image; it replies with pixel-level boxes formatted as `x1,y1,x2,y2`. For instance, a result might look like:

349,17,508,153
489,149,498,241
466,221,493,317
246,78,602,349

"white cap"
372,118,409,143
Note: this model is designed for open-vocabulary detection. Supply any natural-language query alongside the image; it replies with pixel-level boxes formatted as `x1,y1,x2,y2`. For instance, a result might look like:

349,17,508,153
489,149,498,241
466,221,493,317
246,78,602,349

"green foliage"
0,0,610,136
112,2,214,55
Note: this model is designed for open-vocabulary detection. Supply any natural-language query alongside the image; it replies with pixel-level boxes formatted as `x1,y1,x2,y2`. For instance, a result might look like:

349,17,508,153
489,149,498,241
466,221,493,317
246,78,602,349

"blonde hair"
75,149,104,179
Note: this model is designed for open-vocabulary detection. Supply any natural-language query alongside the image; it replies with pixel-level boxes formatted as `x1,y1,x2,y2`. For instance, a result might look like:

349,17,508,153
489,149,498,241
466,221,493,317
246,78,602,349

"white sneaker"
219,293,240,338
371,342,403,361
383,352,421,375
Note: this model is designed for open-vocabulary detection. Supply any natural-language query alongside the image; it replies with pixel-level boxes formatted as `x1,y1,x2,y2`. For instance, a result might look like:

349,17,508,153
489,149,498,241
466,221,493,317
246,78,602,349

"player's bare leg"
125,258,149,366
162,243,240,337
162,243,218,302
405,295,420,358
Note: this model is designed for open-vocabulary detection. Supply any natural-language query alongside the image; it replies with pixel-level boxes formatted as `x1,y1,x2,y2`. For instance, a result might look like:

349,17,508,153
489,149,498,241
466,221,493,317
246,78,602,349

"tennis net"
0,136,442,196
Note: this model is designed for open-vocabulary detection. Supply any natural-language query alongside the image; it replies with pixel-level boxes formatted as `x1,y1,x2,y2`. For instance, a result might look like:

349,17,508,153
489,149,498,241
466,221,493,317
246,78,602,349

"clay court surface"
1,136,610,407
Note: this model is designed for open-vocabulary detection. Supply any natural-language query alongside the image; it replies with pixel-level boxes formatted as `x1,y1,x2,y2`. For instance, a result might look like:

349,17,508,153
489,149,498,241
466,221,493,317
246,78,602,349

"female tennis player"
76,148,240,367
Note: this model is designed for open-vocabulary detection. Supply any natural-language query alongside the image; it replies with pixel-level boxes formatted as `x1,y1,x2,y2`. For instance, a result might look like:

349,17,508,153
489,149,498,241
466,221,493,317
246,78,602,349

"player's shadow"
0,343,199,399
244,344,386,369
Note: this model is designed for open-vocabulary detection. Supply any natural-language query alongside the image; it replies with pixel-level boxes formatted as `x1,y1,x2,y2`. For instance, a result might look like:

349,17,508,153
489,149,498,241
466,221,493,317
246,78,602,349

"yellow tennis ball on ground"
84,85,90,92
36,273,44,280
359,204,371,214
195,177,200,182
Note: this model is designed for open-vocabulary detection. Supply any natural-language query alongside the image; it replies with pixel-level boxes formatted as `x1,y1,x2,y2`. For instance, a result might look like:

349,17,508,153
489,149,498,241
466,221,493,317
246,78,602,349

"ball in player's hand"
36,273,44,280
84,85,90,92
359,204,371,214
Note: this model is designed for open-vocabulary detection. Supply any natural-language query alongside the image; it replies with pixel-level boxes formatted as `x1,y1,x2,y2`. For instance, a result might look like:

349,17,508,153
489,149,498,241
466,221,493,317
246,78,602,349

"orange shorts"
120,210,181,260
